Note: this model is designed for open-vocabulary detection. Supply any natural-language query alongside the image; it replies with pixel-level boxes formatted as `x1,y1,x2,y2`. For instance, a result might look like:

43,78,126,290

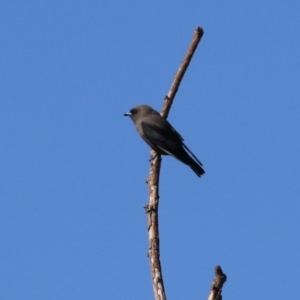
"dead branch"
145,27,204,300
207,265,227,300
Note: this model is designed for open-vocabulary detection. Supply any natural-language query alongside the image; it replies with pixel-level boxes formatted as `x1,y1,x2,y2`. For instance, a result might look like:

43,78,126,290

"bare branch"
207,266,227,300
145,27,204,300
162,27,204,119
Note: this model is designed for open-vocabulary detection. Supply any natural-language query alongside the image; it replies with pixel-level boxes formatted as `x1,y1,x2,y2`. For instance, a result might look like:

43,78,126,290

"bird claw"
149,153,158,162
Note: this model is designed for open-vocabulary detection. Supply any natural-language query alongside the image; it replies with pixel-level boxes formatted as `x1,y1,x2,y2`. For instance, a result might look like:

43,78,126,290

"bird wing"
141,120,182,154
142,119,203,167
181,142,203,166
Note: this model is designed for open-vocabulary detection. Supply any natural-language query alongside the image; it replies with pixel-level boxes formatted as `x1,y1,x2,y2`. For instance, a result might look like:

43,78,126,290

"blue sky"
1,2,299,299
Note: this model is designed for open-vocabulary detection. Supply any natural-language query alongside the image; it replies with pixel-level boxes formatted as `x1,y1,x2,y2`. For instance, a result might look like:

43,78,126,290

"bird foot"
149,153,158,162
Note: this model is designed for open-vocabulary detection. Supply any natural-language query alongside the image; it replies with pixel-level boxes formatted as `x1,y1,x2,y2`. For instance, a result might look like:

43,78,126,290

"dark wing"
141,118,204,177
141,121,182,156
142,120,203,167
182,142,203,166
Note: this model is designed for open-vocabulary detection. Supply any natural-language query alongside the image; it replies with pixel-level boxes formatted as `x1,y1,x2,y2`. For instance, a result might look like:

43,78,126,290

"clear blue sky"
1,2,299,299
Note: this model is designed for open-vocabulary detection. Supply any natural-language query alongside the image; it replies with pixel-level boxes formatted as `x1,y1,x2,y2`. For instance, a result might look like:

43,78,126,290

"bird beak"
124,112,132,116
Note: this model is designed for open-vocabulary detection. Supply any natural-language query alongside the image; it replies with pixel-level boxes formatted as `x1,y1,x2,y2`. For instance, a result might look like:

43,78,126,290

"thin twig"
162,27,204,118
145,27,204,300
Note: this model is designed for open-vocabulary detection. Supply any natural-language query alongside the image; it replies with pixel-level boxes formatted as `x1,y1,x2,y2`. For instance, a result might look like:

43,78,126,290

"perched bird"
124,104,205,177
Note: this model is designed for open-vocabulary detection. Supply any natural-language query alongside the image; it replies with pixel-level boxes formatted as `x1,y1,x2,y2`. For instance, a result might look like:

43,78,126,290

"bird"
124,104,205,177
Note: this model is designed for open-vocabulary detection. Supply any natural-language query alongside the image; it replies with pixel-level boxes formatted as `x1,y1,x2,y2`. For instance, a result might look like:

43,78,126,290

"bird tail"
182,143,205,177
189,160,205,177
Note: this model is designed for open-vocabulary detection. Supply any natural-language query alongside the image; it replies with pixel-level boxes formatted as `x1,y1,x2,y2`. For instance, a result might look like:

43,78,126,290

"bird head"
124,105,156,124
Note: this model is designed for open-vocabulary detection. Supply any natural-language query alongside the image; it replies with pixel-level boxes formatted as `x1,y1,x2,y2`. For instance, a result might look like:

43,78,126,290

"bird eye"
130,109,137,114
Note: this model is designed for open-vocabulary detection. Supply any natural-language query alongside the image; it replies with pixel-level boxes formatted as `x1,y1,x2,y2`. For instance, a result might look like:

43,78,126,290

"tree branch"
145,27,204,300
207,265,227,300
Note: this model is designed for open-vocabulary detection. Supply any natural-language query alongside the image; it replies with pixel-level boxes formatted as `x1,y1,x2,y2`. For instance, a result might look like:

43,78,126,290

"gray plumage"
124,104,205,177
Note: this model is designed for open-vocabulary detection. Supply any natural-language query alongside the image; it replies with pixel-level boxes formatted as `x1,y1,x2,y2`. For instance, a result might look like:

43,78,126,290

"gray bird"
124,104,205,177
